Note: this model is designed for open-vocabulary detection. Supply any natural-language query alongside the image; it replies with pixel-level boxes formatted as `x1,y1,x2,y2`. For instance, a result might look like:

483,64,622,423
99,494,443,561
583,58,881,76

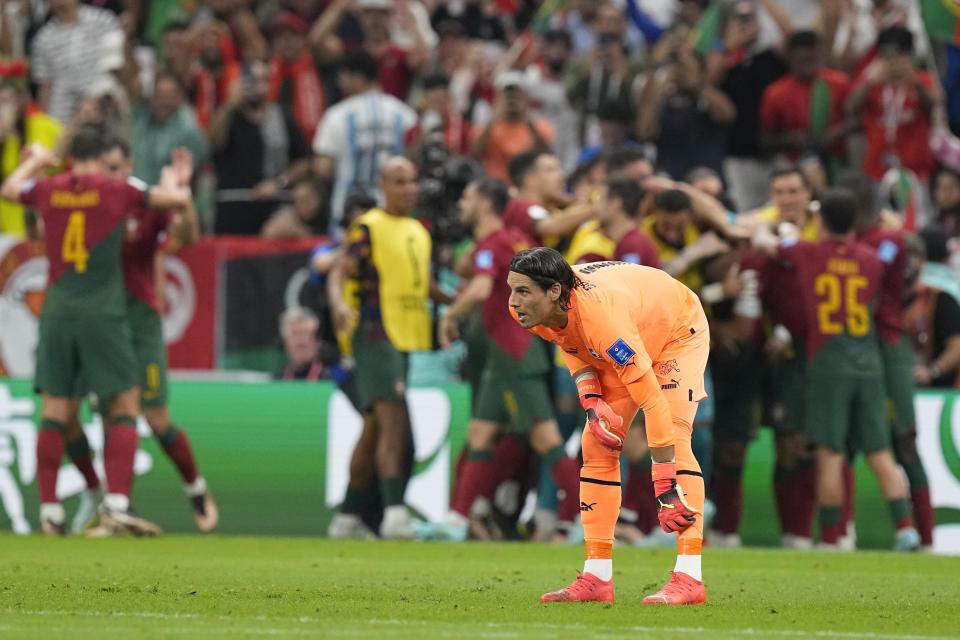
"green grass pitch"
1,536,959,640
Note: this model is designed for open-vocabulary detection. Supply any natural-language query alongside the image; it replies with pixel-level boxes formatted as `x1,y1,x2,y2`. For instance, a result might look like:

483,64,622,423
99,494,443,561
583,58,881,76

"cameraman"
209,59,312,235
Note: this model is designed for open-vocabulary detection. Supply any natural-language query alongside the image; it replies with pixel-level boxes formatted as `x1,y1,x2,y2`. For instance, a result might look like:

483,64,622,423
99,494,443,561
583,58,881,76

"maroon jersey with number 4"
854,224,906,344
778,238,883,360
20,172,148,316
472,226,534,358
123,209,173,312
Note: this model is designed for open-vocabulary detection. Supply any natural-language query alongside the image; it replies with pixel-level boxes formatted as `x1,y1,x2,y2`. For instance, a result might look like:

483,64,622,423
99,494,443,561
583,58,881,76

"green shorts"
353,327,409,411
710,343,761,443
762,353,806,434
804,370,889,454
127,295,168,408
35,313,138,399
880,336,916,438
473,368,555,433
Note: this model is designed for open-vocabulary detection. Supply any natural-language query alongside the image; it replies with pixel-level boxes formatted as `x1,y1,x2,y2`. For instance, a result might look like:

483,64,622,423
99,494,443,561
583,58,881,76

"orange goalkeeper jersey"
526,261,708,398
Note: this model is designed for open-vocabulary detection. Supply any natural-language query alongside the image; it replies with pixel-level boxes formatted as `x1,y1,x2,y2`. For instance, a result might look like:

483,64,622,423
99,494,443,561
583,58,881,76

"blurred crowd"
3,0,960,544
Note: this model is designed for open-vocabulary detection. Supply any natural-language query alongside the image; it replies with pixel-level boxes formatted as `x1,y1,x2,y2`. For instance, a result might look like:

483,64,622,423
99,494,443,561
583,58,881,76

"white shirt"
313,90,417,231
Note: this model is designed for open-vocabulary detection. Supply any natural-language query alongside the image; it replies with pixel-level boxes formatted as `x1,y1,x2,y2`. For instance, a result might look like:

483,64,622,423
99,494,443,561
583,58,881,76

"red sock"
36,427,64,503
792,465,817,538
549,455,581,524
773,465,794,535
711,467,743,535
452,455,495,517
104,422,138,497
820,521,844,544
161,429,199,484
66,435,100,490
840,463,855,536
911,487,934,546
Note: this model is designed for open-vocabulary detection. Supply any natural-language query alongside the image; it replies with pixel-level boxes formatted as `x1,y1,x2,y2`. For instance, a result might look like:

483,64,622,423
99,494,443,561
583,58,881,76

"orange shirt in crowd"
473,118,555,183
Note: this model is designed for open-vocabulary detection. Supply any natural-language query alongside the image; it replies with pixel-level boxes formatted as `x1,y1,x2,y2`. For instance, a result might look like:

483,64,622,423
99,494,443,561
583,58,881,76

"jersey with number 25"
20,172,149,317
778,237,883,365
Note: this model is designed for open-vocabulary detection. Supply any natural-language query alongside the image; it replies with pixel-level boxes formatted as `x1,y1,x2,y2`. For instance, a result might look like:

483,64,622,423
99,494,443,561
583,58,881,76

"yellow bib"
564,221,615,264
0,111,62,237
640,216,703,292
756,206,821,241
355,208,432,352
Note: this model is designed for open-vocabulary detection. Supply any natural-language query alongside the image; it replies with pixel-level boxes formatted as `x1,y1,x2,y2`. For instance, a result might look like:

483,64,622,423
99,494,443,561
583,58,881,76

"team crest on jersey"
877,239,899,264
475,249,493,270
606,339,635,366
656,359,680,375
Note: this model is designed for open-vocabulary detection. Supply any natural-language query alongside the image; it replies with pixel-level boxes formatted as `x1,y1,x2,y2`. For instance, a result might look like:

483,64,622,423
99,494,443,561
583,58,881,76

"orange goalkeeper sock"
676,429,704,581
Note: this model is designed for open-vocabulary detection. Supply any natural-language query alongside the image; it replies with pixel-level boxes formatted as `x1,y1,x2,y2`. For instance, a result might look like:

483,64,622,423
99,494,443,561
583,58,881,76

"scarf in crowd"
193,62,240,129
268,54,325,141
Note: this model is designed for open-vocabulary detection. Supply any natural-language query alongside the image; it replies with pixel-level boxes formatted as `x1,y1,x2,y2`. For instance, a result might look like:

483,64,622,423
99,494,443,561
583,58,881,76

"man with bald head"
331,157,433,538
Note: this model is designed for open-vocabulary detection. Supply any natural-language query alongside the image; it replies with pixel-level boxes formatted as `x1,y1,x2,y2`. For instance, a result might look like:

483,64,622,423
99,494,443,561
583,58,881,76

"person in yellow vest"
334,156,439,539
0,59,62,237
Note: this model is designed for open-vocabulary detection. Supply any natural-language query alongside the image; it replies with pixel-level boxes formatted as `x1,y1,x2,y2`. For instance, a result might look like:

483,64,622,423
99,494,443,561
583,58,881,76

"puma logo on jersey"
580,501,596,512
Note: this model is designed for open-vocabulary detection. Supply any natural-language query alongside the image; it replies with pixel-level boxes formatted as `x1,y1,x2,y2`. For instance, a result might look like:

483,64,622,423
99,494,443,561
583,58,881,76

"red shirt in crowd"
859,71,937,182
760,68,851,161
503,198,550,245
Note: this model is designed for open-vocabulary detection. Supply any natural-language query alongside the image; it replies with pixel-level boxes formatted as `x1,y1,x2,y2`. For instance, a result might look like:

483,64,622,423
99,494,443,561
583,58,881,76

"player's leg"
81,316,160,536
534,361,581,540
62,399,103,534
33,316,79,535
882,338,933,548
854,375,919,551
37,394,71,535
644,327,710,605
804,370,853,547
707,341,759,547
329,409,380,539
620,420,655,541
132,297,217,531
352,330,414,538
443,418,499,537
541,389,634,604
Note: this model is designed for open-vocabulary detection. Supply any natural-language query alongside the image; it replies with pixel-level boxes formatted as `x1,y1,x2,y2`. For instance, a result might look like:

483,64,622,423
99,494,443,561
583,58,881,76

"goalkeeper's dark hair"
471,177,509,216
819,187,857,235
70,125,108,161
605,175,644,218
509,247,583,311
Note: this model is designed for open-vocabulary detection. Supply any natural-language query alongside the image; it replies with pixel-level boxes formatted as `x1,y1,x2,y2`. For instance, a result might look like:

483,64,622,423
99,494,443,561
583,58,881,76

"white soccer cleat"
379,506,415,540
781,534,813,550
328,513,376,540
708,531,742,549
893,527,921,552
71,488,102,534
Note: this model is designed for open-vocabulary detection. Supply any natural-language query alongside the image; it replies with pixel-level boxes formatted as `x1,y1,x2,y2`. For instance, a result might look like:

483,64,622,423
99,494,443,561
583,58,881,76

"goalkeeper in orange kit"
508,247,709,605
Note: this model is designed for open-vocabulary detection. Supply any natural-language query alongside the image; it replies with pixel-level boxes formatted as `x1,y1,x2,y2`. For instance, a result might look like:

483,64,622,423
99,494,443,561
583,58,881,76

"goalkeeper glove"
581,396,624,451
652,462,698,533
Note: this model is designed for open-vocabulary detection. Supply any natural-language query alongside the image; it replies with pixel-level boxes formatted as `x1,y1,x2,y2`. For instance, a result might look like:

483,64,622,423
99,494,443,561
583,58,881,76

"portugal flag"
922,0,960,45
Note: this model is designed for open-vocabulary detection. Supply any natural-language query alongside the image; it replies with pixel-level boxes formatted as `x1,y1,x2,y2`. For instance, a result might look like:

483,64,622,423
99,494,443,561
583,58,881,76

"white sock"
184,476,207,498
104,493,130,513
40,502,65,524
383,505,408,523
583,559,612,581
674,554,702,581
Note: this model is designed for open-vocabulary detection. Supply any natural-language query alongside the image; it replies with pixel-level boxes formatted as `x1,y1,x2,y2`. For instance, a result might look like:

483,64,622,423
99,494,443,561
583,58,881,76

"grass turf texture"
1,536,958,640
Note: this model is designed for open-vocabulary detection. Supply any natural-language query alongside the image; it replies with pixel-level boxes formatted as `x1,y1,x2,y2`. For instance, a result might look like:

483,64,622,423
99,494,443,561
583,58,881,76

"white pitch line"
2,610,956,640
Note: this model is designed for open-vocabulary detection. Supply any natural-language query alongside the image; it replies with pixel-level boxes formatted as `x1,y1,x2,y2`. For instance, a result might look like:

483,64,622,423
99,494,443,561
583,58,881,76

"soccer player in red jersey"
62,140,218,534
0,129,191,535
595,176,661,268
427,178,580,540
756,188,920,550
842,174,935,548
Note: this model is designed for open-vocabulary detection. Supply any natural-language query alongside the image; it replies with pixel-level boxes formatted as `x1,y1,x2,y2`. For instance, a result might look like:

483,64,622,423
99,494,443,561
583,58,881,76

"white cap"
494,70,526,92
